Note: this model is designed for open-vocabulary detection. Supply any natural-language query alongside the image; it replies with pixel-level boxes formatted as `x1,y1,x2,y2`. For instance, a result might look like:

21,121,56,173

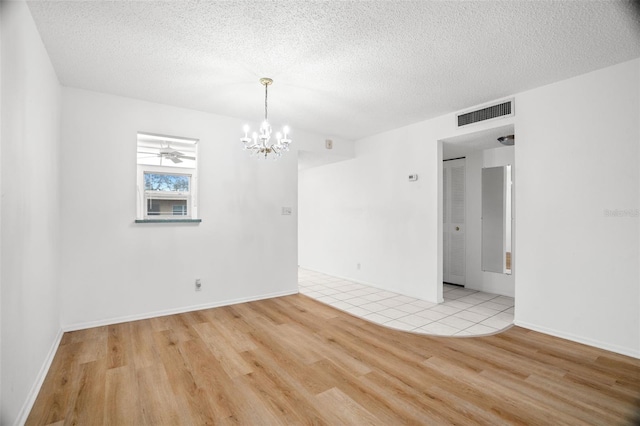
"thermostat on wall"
408,174,418,181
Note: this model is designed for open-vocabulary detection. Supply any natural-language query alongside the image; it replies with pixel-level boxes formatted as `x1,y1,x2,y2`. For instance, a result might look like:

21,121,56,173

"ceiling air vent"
456,99,514,127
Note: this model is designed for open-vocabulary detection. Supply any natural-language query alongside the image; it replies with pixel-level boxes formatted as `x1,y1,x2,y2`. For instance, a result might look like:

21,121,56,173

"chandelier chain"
264,83,268,121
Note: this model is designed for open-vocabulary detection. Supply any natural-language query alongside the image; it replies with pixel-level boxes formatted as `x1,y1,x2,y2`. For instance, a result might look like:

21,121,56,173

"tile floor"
298,268,514,337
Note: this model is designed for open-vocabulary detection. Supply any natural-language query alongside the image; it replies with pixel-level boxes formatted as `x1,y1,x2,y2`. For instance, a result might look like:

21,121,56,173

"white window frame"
136,133,199,221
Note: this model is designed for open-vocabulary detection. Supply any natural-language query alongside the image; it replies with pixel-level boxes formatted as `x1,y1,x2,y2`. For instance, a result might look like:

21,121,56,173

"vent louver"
457,100,513,127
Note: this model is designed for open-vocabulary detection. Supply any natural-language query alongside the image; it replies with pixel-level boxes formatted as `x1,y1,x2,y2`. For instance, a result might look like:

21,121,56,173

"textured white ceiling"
27,1,640,141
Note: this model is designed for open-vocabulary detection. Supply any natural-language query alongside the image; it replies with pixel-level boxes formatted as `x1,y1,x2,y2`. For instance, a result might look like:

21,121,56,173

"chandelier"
240,77,291,159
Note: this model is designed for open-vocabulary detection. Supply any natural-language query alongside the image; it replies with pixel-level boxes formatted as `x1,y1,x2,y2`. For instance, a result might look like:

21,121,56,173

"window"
136,132,199,221
173,204,187,216
143,171,191,218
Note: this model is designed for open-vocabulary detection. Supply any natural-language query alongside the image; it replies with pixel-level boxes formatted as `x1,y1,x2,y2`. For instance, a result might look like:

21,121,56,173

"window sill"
135,219,202,224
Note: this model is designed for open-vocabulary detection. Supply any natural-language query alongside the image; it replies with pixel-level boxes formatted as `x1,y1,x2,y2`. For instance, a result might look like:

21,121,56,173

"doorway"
441,124,516,298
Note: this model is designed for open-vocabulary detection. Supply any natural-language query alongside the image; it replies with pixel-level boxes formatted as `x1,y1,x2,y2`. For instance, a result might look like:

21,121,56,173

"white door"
443,158,466,285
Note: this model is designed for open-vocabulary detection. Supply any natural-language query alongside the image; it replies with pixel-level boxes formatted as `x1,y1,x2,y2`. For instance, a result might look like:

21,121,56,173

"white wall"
60,88,301,329
1,1,62,424
465,146,515,297
1,3,4,420
299,118,447,302
515,59,639,357
299,110,512,304
297,133,355,171
299,59,639,357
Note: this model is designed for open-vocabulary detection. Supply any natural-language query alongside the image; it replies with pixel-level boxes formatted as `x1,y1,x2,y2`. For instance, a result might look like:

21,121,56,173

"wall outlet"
357,263,361,270
325,139,333,149
281,207,292,215
195,278,202,291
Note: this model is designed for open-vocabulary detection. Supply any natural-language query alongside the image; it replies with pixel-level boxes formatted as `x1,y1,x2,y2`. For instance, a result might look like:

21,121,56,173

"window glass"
173,204,187,216
144,173,190,192
136,132,198,220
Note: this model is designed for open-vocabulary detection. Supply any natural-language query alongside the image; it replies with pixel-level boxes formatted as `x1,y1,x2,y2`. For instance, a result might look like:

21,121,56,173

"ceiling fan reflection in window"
138,142,196,165
137,132,198,169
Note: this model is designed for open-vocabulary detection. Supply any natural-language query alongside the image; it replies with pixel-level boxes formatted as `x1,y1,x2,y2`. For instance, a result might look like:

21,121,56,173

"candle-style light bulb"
283,126,289,138
243,124,249,137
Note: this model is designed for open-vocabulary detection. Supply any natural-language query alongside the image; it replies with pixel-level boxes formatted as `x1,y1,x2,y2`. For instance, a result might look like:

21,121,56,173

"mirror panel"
482,165,512,274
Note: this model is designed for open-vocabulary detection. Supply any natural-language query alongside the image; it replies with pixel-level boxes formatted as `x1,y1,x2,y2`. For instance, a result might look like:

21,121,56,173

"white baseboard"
15,328,64,426
62,289,299,332
298,266,442,303
464,282,515,298
515,320,640,359
299,266,395,295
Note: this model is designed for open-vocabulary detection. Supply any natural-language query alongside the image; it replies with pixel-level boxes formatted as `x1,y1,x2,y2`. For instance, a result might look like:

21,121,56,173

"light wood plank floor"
27,294,640,425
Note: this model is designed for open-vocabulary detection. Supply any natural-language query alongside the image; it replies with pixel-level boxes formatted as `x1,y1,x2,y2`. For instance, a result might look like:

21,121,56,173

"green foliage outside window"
144,173,189,192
